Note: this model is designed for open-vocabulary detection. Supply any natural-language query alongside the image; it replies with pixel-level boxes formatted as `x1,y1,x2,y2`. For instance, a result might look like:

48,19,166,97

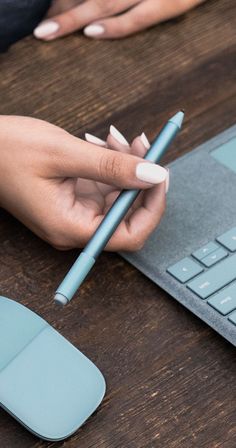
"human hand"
0,116,168,251
34,0,206,40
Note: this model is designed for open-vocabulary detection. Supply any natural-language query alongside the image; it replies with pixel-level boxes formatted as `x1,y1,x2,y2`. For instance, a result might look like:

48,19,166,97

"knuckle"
95,0,114,14
40,128,67,159
112,21,131,38
64,9,80,30
127,235,145,252
130,13,144,29
99,152,122,182
134,241,145,251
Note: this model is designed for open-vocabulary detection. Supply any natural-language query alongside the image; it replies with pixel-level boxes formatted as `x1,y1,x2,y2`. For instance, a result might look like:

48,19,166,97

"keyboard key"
167,257,203,283
208,283,236,315
187,254,236,299
192,242,219,261
229,311,236,325
217,227,236,252
201,248,228,267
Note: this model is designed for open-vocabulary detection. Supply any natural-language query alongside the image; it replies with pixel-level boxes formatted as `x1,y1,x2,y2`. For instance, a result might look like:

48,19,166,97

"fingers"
107,125,130,153
106,129,150,155
85,133,107,147
58,180,166,251
115,129,166,248
84,127,169,210
84,0,206,39
54,184,165,251
85,126,131,196
130,133,150,157
84,2,153,39
34,0,206,41
46,0,79,19
34,0,139,40
51,132,167,190
85,125,130,152
44,180,167,251
49,127,168,251
85,127,150,155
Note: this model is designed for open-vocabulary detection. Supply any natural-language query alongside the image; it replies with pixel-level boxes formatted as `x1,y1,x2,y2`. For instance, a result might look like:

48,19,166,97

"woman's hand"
34,0,205,40
0,116,168,251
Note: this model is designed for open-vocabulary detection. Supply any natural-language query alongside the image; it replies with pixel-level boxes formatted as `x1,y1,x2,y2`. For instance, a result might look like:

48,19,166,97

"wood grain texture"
0,0,236,446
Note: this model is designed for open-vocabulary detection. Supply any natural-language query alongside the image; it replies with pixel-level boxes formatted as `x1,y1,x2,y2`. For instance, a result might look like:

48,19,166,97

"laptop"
121,125,236,346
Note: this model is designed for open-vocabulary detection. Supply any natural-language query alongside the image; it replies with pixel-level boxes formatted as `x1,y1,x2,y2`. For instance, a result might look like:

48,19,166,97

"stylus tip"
54,293,68,306
169,110,185,129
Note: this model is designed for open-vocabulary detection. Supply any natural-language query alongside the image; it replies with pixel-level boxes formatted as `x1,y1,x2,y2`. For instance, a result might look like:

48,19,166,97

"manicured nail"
34,21,59,39
165,168,170,193
85,133,106,147
141,132,151,149
136,163,167,184
110,125,129,146
84,24,105,37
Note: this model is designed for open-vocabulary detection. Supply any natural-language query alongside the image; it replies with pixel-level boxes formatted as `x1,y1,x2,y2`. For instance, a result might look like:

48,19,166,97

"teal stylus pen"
54,111,184,306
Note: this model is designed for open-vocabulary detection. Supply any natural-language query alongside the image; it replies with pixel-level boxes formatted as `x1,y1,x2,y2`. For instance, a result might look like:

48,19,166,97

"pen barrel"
56,252,96,301
144,121,178,162
85,121,179,259
54,114,183,304
85,189,139,259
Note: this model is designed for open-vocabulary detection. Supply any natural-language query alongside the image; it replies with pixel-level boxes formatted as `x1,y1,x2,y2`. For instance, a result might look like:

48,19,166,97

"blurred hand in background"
34,0,206,40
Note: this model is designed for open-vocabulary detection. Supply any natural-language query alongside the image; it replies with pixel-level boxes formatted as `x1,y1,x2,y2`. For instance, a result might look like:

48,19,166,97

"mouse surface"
0,296,106,441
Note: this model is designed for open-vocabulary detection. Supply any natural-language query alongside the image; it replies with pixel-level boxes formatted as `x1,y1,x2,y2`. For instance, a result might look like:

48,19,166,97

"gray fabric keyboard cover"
121,125,236,346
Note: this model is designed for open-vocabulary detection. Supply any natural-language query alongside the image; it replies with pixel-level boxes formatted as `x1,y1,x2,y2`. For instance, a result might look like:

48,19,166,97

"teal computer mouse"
0,296,106,441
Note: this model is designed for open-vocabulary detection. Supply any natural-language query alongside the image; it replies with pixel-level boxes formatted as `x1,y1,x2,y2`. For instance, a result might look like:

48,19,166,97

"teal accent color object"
192,242,219,261
216,227,236,252
56,251,96,304
187,254,236,299
208,283,236,315
0,296,106,441
229,311,236,325
211,138,236,173
167,257,203,283
55,111,184,305
201,247,228,267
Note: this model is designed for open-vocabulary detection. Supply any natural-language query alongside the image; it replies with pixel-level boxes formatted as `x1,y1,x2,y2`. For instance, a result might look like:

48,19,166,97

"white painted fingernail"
85,133,106,147
110,125,129,146
141,132,151,149
165,168,170,193
34,21,59,38
136,163,167,184
84,24,105,37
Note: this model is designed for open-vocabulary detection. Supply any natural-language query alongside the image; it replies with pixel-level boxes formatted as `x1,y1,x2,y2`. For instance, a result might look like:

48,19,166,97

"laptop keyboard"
167,226,236,325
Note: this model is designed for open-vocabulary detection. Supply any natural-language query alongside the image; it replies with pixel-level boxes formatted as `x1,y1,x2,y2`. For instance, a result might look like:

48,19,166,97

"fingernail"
85,133,106,147
140,132,150,149
84,24,105,37
34,21,59,39
165,168,170,193
110,125,129,146
136,163,167,184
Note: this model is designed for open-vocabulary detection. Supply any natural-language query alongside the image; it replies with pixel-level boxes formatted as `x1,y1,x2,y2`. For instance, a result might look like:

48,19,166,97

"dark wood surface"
0,0,236,446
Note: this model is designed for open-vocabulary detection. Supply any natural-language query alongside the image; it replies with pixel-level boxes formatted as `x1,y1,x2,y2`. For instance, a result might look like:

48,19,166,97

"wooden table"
0,0,236,446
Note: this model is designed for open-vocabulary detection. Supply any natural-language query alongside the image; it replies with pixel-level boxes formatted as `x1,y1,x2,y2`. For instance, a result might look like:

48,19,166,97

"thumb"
52,134,167,190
